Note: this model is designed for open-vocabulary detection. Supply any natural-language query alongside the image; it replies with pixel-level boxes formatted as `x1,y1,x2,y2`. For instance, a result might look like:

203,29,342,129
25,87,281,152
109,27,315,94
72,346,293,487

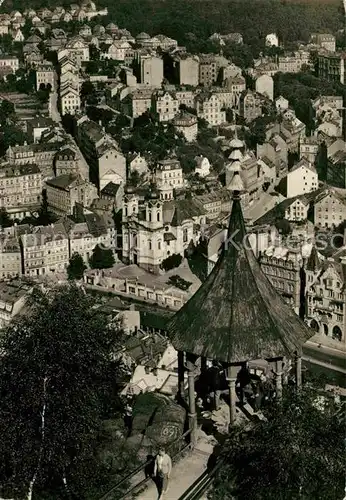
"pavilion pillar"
227,365,237,428
186,354,198,448
275,359,283,400
295,351,302,389
177,351,185,400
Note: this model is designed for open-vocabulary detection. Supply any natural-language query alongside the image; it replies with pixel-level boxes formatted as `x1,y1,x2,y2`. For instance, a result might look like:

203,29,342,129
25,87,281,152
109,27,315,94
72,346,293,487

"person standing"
154,448,172,498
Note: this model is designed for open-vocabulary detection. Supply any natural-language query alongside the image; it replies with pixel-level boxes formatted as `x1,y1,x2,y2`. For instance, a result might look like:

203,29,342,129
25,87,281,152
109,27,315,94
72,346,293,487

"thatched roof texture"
167,195,314,363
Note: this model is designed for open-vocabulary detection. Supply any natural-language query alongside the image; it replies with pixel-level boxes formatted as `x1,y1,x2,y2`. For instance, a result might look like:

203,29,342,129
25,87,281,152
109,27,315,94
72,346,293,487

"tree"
209,387,345,500
89,244,115,269
0,285,128,499
67,253,87,280
0,208,13,228
160,253,183,272
0,99,15,124
80,81,97,106
315,141,328,182
37,189,57,226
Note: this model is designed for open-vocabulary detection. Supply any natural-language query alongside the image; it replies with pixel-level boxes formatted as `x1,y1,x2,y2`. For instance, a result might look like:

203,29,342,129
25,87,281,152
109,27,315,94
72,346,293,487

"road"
49,92,61,123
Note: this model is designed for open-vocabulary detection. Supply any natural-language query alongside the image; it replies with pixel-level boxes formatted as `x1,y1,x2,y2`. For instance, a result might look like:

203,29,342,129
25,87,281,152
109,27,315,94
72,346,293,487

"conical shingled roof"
167,195,314,363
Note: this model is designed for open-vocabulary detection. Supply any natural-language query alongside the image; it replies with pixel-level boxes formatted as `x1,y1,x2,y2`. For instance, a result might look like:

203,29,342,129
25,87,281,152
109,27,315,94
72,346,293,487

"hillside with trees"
2,0,343,52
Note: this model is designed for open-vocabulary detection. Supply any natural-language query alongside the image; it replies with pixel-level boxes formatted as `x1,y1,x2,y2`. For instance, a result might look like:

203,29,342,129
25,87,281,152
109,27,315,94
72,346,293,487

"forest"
2,0,343,50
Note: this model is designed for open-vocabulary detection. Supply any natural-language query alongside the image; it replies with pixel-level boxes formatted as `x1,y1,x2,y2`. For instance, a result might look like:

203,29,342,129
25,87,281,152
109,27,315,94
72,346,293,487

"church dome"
229,149,243,161
124,184,135,195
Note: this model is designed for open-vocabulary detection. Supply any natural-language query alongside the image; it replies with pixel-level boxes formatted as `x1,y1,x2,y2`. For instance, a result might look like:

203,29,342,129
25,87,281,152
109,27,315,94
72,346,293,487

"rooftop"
167,193,314,363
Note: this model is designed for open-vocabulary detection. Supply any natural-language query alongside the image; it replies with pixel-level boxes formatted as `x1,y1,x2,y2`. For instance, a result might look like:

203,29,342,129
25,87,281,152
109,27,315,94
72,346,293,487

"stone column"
227,365,237,429
186,355,198,447
177,351,185,400
295,352,302,388
275,359,283,400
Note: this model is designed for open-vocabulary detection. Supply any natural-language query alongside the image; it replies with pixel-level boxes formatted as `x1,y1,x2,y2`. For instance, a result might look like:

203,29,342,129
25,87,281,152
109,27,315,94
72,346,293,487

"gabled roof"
167,194,314,363
289,158,317,174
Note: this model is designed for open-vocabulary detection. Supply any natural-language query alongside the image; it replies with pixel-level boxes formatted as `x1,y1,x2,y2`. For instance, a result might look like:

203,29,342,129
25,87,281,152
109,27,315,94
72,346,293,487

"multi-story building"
281,109,306,152
100,182,124,210
0,280,33,329
278,54,307,73
0,55,19,73
305,253,345,345
259,247,303,314
6,142,60,180
60,85,81,116
46,173,98,215
172,54,199,87
154,158,184,198
64,36,89,67
195,93,225,126
20,223,69,276
0,235,21,279
104,40,132,61
129,89,153,118
299,136,319,164
284,197,310,222
54,144,82,176
66,212,115,265
314,188,346,228
199,54,218,86
0,163,42,219
312,34,336,53
195,188,230,220
257,134,288,178
122,186,206,273
152,90,179,122
77,117,126,190
175,89,196,109
287,158,318,198
140,54,163,87
317,52,345,84
172,112,198,142
128,153,149,176
238,90,262,123
36,62,56,90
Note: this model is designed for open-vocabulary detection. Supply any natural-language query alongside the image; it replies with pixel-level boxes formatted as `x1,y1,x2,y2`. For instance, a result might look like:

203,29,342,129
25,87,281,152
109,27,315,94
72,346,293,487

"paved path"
135,450,209,500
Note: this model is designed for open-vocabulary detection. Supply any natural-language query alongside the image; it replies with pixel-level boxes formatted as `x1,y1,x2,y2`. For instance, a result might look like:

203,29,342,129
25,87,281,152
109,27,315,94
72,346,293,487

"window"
148,240,152,250
157,211,160,222
148,211,152,222
158,241,161,250
183,228,188,243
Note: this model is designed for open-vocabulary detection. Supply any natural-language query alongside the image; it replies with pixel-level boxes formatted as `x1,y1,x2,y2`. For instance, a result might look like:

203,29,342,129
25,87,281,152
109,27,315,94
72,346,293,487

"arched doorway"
332,326,342,342
310,319,319,332
322,324,328,335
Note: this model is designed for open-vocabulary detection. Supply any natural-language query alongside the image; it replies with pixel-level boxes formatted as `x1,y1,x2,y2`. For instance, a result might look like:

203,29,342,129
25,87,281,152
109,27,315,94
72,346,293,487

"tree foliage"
0,285,128,499
67,252,87,280
89,244,115,269
209,387,345,500
160,253,183,272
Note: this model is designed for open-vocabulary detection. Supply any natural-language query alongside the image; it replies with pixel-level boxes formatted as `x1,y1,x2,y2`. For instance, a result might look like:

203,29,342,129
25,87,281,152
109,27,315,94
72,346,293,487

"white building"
172,112,198,142
21,223,70,276
122,187,206,273
194,156,210,177
0,163,42,219
155,158,184,194
314,188,346,228
128,153,149,176
60,86,81,115
46,173,98,215
0,56,19,73
36,62,56,90
266,33,279,47
0,280,32,329
287,159,318,198
195,93,226,126
140,54,163,87
255,74,274,101
284,197,310,222
152,91,179,122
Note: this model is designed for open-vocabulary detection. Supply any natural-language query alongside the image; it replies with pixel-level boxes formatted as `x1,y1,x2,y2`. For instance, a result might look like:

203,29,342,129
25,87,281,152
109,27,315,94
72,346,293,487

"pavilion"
167,172,315,445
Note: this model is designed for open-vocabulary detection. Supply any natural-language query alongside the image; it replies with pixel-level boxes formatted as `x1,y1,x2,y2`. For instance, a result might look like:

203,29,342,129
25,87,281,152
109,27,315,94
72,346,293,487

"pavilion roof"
167,195,314,363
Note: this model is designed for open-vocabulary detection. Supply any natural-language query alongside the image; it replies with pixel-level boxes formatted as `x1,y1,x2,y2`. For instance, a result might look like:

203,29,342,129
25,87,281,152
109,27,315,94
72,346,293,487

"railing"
177,457,226,500
97,429,192,500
